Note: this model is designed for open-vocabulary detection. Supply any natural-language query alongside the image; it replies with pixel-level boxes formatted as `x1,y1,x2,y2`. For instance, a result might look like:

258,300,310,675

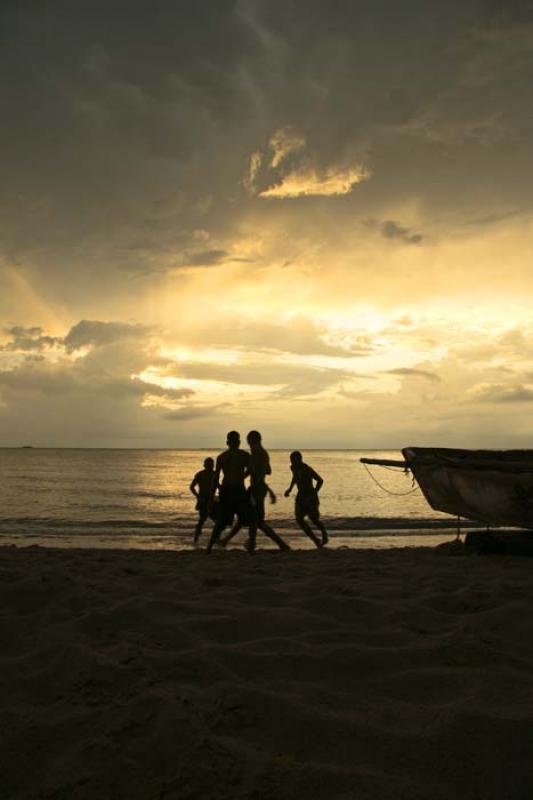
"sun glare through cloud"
0,2,532,449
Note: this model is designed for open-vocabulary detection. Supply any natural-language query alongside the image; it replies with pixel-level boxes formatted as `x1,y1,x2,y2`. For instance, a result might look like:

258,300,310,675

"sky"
2,0,533,448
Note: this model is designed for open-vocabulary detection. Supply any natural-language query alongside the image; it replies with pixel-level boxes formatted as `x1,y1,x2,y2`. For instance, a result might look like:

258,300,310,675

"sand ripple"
1,545,533,799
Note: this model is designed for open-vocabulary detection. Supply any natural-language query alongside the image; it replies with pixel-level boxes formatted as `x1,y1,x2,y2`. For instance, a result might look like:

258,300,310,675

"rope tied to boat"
362,462,420,497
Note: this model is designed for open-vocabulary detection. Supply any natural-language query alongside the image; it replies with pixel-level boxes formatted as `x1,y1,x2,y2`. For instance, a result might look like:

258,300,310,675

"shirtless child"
189,457,216,544
284,451,329,547
206,431,253,554
220,430,290,552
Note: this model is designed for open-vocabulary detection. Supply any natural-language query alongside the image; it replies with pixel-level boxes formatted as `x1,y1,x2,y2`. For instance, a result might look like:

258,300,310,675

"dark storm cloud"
181,249,229,267
3,0,533,289
1,326,61,352
365,219,423,245
0,0,261,281
63,320,149,352
178,248,256,267
2,1,533,446
380,221,423,245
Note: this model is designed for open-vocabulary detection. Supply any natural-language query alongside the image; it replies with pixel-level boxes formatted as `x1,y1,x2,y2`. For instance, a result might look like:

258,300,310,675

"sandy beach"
2,543,533,800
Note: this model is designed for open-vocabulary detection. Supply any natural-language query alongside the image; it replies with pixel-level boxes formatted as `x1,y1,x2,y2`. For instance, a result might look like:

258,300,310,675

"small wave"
0,514,478,535
321,516,478,531
0,516,190,531
120,491,176,499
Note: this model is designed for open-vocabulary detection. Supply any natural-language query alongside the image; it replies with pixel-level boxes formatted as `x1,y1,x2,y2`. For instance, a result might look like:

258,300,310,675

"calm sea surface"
0,448,461,550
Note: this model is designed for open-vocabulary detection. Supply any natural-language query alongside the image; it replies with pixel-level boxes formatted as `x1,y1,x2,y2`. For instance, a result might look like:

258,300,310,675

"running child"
284,451,328,547
189,457,217,544
220,430,290,552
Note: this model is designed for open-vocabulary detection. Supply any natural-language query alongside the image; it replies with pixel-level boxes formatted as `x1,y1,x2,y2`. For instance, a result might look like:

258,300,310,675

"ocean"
0,448,462,550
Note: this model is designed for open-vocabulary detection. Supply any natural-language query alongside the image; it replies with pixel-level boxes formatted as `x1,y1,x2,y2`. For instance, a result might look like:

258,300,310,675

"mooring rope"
362,462,420,496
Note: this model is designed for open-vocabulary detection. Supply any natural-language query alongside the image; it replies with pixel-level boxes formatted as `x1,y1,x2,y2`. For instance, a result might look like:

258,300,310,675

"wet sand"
2,544,533,799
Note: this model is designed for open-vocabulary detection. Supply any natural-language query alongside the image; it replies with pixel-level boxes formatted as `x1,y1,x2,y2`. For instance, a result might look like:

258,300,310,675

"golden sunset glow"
1,4,533,448
258,164,370,198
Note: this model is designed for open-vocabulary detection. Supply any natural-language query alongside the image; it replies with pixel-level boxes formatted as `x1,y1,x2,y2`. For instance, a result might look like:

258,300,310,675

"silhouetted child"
189,457,217,544
220,430,290,552
284,451,328,547
206,431,253,554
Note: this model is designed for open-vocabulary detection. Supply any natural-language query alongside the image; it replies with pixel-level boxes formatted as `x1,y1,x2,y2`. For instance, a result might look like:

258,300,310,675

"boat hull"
402,447,533,529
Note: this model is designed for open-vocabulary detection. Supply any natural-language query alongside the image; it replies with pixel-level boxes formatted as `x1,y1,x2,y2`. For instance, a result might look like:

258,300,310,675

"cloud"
1,0,532,287
259,165,370,199
393,315,414,326
385,367,440,382
496,328,533,356
163,403,227,421
104,377,194,401
466,208,524,228
471,383,533,404
367,219,423,245
63,320,149,352
245,126,370,199
161,359,357,399
0,315,369,421
0,318,192,407
0,362,194,401
2,3,533,447
174,317,376,358
269,127,306,168
1,326,61,352
243,151,263,194
181,249,229,267
0,364,76,395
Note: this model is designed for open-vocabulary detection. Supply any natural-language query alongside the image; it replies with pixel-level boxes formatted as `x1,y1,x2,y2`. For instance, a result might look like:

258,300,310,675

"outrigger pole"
359,457,408,469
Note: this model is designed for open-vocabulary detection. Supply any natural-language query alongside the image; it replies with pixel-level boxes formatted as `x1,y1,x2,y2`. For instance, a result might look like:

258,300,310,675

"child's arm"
284,477,296,497
266,485,277,504
189,475,199,498
310,468,323,493
243,452,252,483
209,460,221,506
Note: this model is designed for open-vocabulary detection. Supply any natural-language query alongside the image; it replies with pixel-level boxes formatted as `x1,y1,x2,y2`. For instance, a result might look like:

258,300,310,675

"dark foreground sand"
2,544,533,800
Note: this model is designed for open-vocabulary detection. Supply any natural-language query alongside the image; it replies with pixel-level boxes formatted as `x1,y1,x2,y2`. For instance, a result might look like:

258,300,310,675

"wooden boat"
361,448,533,530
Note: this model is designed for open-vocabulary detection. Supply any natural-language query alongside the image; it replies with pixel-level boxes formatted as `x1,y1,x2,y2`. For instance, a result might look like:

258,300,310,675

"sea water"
0,448,462,550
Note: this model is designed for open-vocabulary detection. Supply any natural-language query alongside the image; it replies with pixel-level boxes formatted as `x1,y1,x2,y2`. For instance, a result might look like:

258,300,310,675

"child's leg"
296,511,322,547
246,522,257,553
194,510,208,543
309,513,328,545
206,520,226,554
220,520,242,547
259,521,291,550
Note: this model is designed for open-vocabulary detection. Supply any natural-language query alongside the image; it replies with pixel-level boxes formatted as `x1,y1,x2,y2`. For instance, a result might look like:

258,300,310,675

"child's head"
290,450,303,467
247,430,262,448
204,457,214,470
226,430,240,448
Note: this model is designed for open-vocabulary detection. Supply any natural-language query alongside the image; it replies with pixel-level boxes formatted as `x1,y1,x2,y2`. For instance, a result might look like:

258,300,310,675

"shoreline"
0,516,488,552
2,544,533,798
0,530,461,552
